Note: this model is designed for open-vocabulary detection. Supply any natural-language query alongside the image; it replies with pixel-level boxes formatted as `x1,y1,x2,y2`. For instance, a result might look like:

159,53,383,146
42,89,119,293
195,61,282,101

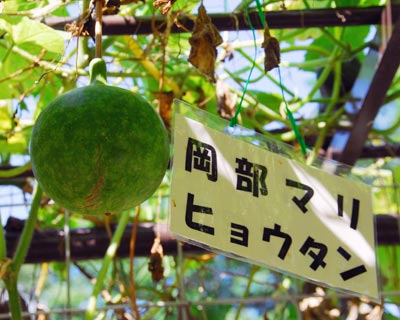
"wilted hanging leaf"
216,80,237,120
153,0,176,14
299,284,340,320
188,4,223,83
65,9,91,37
148,239,164,282
155,91,174,133
121,0,142,4
103,0,121,15
220,42,234,62
262,26,280,73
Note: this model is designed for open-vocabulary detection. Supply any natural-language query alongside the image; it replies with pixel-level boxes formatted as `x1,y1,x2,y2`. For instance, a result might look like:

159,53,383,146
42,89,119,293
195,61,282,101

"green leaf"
377,245,400,298
278,28,323,44
0,15,65,99
1,0,37,13
0,48,39,99
0,100,31,154
0,134,28,154
204,305,231,319
334,0,386,6
0,100,12,132
50,262,68,280
305,26,371,63
250,90,282,113
33,74,66,117
0,15,65,54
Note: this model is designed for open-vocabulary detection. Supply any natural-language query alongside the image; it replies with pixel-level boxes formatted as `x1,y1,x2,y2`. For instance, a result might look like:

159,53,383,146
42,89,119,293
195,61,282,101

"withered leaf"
65,9,91,37
148,240,164,282
154,91,174,133
262,27,280,73
220,42,234,62
153,0,176,14
103,0,120,15
120,0,142,4
216,80,237,120
148,251,164,282
188,4,223,82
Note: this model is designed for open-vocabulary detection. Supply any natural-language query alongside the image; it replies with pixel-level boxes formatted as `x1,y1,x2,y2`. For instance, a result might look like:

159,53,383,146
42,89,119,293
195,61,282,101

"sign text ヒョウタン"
170,113,378,299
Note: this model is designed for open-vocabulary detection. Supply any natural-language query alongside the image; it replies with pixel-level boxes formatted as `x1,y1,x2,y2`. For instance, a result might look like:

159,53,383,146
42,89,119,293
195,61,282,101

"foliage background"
0,0,399,319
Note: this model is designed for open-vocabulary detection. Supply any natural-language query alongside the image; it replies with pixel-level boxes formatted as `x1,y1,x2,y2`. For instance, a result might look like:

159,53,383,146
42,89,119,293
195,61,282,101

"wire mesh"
1,163,400,319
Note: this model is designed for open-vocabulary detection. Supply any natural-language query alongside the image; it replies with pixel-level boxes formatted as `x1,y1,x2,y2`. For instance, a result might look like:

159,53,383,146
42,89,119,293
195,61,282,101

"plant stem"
234,265,259,320
3,184,42,320
372,115,400,135
223,66,266,84
12,184,43,274
230,41,331,58
320,28,350,54
307,53,342,165
286,57,334,69
294,45,339,113
280,45,330,57
4,277,22,320
237,48,295,98
384,89,400,105
279,29,311,42
0,162,31,178
129,207,141,319
85,210,131,320
124,36,180,95
8,44,86,77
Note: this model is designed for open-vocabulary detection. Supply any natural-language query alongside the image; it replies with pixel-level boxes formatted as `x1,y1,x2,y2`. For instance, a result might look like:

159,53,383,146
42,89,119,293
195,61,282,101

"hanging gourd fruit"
30,58,169,215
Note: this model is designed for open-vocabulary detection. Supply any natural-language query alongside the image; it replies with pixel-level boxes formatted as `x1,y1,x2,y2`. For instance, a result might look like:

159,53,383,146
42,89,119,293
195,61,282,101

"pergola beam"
43,5,400,36
332,17,400,165
4,215,400,263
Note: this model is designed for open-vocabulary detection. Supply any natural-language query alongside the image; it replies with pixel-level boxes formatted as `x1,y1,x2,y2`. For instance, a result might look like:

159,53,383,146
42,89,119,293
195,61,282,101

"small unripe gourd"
30,59,169,215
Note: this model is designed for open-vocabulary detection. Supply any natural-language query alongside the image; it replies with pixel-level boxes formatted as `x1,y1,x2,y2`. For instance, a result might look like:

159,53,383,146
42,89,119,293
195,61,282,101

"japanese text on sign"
170,113,378,300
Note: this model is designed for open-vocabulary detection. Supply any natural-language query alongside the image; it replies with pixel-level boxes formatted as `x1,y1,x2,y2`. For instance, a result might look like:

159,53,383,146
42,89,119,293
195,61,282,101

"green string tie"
229,0,256,128
229,0,308,157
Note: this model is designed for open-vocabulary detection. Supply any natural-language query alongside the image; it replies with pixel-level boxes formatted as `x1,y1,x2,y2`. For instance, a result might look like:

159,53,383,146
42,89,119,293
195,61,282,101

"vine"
2,184,43,320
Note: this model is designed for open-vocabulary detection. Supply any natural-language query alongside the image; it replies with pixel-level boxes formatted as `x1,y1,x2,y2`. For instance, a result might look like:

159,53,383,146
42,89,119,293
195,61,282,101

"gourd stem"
95,0,104,58
89,58,108,85
85,210,131,319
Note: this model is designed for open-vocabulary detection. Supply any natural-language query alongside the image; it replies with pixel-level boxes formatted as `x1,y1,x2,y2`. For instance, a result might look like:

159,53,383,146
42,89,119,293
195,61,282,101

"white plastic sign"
170,112,379,300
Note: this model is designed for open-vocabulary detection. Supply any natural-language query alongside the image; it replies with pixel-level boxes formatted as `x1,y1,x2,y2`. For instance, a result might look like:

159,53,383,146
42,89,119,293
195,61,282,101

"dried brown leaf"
262,27,280,73
188,4,223,82
220,42,235,62
299,284,340,320
155,91,174,133
154,0,176,14
65,9,91,37
216,80,237,120
148,240,164,282
120,0,141,4
103,0,120,15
